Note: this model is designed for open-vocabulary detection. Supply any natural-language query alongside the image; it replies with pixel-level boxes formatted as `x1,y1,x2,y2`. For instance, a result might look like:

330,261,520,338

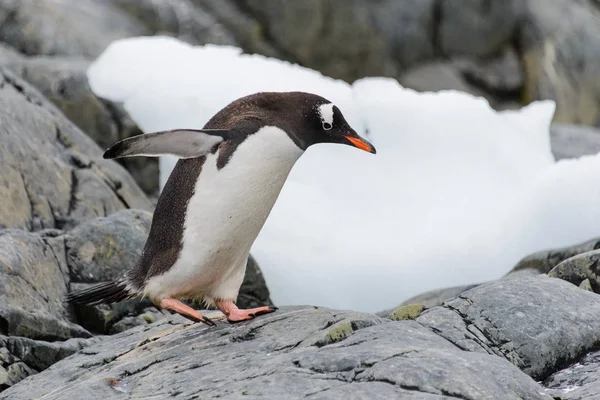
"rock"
236,254,274,309
377,283,478,317
0,66,151,231
521,0,600,126
400,61,477,93
2,335,95,371
548,249,600,292
543,349,600,399
418,274,600,380
364,0,436,68
0,48,158,195
454,47,525,94
193,0,283,59
550,123,600,161
510,236,600,274
0,343,35,391
235,0,397,82
0,307,551,400
65,209,152,284
400,48,525,110
438,0,525,57
112,0,236,46
0,0,148,58
0,230,89,341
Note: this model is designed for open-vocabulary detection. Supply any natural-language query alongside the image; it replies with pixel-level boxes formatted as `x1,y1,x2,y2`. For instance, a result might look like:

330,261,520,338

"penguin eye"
322,121,332,131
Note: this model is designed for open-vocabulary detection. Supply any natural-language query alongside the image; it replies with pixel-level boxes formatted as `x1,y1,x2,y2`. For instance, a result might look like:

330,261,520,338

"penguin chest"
144,127,303,300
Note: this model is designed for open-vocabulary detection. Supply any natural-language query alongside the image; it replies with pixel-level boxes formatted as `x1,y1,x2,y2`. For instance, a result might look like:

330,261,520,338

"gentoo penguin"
65,91,376,325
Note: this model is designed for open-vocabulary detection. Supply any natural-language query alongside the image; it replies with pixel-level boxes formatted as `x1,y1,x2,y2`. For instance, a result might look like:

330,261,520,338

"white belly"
144,126,303,303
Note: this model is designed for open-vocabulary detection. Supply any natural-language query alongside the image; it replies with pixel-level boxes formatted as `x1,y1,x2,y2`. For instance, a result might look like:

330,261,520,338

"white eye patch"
318,103,334,130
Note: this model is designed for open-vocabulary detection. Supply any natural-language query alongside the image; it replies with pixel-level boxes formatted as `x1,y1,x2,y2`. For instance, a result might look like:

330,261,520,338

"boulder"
0,0,148,58
363,0,436,69
0,48,158,195
438,0,525,57
521,0,600,126
230,0,397,82
510,236,600,274
0,66,151,231
548,249,600,293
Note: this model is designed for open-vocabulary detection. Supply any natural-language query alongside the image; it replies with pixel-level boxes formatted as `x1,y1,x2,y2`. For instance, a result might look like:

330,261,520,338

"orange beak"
345,135,376,154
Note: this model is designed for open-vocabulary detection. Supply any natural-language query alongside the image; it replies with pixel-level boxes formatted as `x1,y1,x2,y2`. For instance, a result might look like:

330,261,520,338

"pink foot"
158,298,216,326
215,300,278,323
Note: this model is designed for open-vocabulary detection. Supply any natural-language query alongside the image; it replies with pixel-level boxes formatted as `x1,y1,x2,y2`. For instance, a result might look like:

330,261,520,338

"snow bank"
88,36,600,312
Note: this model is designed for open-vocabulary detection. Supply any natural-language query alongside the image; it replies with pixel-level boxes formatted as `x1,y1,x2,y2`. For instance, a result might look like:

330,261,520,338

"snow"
88,36,600,313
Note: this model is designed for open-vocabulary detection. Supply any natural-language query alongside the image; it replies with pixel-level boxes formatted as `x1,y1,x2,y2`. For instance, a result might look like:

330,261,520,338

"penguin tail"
64,280,136,306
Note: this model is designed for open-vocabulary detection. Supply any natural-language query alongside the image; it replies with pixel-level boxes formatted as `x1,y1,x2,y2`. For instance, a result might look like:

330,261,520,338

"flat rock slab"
1,306,549,400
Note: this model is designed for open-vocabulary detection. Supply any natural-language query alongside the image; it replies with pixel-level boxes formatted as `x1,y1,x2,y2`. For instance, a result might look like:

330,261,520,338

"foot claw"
202,316,217,327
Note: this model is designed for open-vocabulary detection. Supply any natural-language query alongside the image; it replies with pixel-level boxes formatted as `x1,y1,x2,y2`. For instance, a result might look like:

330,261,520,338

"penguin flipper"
103,129,230,160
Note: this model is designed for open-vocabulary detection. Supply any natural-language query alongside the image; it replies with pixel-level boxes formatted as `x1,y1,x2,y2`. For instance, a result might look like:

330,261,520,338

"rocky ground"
1,0,600,399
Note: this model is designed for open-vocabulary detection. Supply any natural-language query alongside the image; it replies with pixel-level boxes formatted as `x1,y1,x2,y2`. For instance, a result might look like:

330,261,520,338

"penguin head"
306,101,376,154
250,92,376,154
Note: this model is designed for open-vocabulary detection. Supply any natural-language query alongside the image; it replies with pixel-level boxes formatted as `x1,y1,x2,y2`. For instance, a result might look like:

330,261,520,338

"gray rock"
400,61,478,94
0,0,148,58
193,0,283,59
419,275,600,380
236,0,397,82
548,249,600,292
0,230,89,341
438,0,526,57
543,349,600,399
364,0,436,69
0,66,151,231
65,209,152,284
454,47,525,94
378,283,479,317
0,47,158,195
0,306,551,400
510,236,600,274
3,335,96,371
521,0,600,126
112,0,235,46
550,123,600,161
0,343,35,391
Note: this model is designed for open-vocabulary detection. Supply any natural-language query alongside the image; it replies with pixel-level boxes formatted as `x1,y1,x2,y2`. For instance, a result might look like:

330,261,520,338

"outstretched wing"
103,129,231,159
